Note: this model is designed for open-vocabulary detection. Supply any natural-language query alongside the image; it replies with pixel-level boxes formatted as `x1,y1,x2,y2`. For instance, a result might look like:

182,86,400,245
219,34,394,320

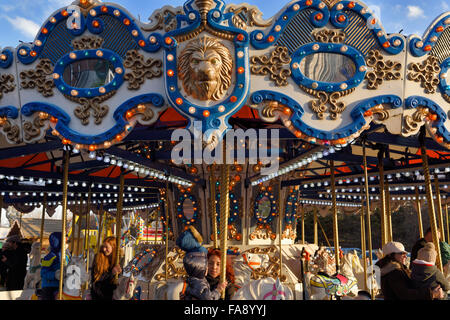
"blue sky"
0,0,449,48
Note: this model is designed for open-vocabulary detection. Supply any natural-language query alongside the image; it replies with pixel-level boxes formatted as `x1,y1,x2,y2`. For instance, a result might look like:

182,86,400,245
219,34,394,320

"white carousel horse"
340,251,380,297
60,255,89,300
23,241,42,290
232,277,293,300
113,273,138,300
154,279,185,300
233,252,270,288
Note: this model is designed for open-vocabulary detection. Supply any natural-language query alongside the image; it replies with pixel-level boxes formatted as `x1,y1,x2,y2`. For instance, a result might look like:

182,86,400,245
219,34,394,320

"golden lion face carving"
178,36,233,101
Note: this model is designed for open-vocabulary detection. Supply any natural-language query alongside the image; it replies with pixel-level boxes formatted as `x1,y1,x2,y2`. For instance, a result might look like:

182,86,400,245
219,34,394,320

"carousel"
0,0,448,300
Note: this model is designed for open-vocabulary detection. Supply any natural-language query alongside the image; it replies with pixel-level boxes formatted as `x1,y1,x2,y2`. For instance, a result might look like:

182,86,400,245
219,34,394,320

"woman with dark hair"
91,236,122,300
375,241,444,300
206,248,238,300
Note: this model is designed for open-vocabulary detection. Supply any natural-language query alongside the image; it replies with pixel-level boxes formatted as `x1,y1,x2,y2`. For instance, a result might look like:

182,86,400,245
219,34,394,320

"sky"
0,0,449,49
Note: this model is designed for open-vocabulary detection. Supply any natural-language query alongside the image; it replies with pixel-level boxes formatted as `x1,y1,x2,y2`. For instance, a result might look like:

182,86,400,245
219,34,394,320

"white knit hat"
382,241,407,256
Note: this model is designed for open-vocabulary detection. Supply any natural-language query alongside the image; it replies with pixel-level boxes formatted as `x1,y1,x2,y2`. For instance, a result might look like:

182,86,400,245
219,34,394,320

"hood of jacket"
49,232,62,254
183,251,208,279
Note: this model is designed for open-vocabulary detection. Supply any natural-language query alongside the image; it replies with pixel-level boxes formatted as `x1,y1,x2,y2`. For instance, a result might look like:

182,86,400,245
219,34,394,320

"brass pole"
210,164,218,248
419,128,443,273
70,198,77,254
363,144,374,300
84,187,92,274
385,180,393,242
96,205,104,253
378,150,387,247
219,141,230,299
76,197,83,256
277,178,283,281
360,187,368,292
301,205,305,245
446,205,449,245
434,175,445,242
58,149,70,300
415,187,424,238
330,160,340,272
164,181,170,280
313,207,318,246
115,171,125,275
317,216,332,248
39,194,47,253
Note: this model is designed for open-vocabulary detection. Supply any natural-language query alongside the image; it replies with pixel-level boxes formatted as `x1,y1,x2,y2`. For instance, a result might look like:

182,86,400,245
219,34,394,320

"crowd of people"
0,224,449,301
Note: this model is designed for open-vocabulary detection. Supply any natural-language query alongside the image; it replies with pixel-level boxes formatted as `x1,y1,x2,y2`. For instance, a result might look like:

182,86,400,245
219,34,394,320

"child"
411,242,450,299
40,232,62,300
176,226,227,300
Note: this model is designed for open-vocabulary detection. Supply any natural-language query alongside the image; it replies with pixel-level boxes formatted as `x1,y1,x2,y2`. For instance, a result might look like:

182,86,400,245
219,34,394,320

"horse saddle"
310,273,355,297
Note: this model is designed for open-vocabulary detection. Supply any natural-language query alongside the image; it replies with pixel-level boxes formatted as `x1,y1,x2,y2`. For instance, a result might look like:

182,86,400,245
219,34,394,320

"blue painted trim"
0,49,14,69
405,96,449,142
253,190,277,224
291,42,366,92
251,90,402,141
250,0,329,50
20,93,164,145
284,191,298,224
439,58,450,97
330,1,404,54
176,193,199,225
0,106,19,119
409,14,450,57
53,49,124,98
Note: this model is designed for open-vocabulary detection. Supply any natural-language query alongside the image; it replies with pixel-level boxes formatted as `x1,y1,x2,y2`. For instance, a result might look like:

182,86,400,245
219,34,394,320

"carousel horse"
154,279,185,300
23,241,42,290
113,273,138,300
305,249,358,300
232,277,293,300
340,251,380,297
60,255,89,300
233,251,271,288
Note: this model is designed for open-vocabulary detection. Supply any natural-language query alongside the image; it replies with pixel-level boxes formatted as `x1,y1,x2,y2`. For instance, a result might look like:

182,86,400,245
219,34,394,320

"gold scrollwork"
123,50,163,90
226,5,272,30
154,247,187,281
312,29,346,43
0,117,20,143
242,246,286,282
250,46,292,87
71,36,104,50
20,59,55,97
299,84,355,120
365,49,402,89
0,74,15,101
281,224,296,240
65,91,116,125
143,8,183,32
23,114,47,141
407,55,441,94
402,107,428,135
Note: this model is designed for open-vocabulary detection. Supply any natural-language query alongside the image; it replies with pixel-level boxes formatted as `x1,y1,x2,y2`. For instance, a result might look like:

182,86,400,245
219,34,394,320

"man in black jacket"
1,235,31,291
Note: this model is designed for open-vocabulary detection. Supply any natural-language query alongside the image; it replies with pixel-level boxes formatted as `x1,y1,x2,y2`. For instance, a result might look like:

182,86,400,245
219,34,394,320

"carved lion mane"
178,36,233,101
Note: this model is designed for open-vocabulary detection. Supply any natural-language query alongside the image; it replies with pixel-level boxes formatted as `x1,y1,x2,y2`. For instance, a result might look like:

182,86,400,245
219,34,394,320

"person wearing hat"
375,241,444,300
0,234,31,291
410,228,450,270
176,226,227,300
410,242,450,300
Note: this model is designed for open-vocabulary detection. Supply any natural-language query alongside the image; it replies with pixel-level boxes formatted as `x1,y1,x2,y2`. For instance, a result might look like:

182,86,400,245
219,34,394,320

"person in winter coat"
206,248,238,300
176,226,226,300
410,228,450,269
91,236,122,300
40,232,63,300
375,241,444,300
410,242,450,300
1,235,30,291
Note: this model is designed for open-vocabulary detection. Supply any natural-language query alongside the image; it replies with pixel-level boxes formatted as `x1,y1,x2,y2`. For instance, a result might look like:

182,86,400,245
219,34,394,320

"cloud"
406,5,425,18
442,1,449,10
3,16,40,39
